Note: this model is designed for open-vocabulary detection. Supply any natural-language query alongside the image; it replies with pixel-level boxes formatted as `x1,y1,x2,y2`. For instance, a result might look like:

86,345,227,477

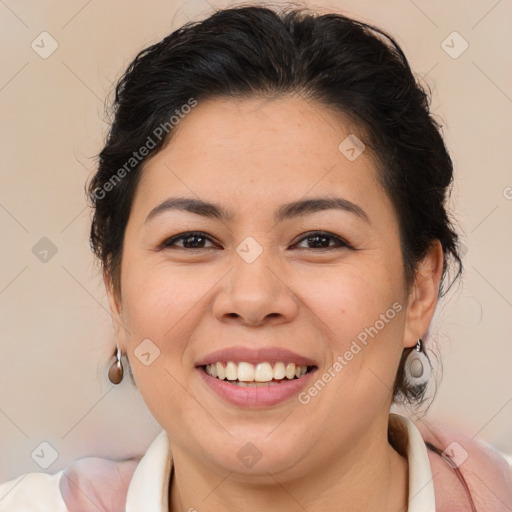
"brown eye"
294,231,352,250
161,232,217,249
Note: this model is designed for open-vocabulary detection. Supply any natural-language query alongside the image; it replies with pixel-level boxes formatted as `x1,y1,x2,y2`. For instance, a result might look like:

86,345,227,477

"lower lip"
197,367,318,407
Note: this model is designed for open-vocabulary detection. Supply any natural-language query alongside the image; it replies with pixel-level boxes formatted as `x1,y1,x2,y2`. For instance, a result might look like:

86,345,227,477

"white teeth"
273,361,286,379
255,362,274,382
204,361,310,382
225,361,237,381
216,362,225,380
285,363,296,380
237,362,255,381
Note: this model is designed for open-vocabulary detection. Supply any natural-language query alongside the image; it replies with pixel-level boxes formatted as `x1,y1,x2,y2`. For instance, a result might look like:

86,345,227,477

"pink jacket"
58,419,512,511
2,416,511,511
415,418,512,511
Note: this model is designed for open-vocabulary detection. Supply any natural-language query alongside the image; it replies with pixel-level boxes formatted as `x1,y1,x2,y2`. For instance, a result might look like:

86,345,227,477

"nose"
211,248,299,328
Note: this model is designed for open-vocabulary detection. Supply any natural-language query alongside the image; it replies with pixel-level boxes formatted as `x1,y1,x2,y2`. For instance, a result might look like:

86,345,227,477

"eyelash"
159,231,353,251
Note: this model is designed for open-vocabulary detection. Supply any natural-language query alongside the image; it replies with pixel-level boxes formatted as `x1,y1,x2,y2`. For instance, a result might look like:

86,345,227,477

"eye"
159,230,352,251
160,231,218,250
293,231,353,250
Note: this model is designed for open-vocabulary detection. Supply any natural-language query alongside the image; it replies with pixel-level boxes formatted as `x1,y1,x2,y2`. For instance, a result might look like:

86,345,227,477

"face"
106,95,437,479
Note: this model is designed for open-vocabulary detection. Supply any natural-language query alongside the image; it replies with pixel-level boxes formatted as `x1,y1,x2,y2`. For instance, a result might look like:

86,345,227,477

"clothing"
0,413,437,511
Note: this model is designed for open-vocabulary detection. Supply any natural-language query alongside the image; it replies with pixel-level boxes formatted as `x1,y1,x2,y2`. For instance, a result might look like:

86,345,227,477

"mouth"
197,361,318,407
195,347,319,406
201,361,316,387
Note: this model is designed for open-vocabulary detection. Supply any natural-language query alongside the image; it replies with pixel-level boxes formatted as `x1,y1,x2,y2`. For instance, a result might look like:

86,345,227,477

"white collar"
389,413,436,511
125,428,172,512
126,413,435,511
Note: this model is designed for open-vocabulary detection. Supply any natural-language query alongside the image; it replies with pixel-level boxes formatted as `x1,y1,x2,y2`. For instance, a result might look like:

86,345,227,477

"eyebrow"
144,196,370,225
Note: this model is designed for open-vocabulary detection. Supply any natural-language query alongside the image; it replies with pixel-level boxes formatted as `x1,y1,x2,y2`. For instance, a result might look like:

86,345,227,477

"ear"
103,270,128,352
403,240,444,348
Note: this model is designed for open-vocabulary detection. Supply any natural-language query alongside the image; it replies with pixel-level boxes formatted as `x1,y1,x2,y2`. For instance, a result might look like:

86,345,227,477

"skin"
105,95,444,512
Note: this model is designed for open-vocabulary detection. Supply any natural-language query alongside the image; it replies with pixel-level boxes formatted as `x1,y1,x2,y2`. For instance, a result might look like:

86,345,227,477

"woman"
1,4,511,511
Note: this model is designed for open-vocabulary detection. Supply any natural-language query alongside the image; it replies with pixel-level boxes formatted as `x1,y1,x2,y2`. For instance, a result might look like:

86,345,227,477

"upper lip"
195,346,318,367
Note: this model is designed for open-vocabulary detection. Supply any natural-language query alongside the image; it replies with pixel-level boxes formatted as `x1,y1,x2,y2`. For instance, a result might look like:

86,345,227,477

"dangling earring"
404,338,431,387
108,345,124,384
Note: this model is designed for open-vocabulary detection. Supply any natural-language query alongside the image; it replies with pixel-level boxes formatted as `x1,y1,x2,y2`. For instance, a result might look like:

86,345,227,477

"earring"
108,345,124,384
404,338,431,387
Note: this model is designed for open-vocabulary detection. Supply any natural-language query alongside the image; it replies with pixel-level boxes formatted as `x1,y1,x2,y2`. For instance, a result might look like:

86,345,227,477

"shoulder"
0,455,141,512
414,417,512,512
60,455,141,511
0,470,67,511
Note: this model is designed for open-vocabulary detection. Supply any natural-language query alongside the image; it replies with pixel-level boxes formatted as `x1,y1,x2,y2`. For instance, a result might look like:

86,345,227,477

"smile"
198,362,318,407
204,361,312,386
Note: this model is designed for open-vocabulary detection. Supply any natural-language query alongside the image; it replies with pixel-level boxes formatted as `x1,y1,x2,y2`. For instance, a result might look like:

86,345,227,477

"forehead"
133,95,387,222
149,95,367,168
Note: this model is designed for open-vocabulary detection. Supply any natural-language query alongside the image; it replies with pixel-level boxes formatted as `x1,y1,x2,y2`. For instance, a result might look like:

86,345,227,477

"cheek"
121,255,204,341
306,260,404,339
305,260,406,396
117,259,193,401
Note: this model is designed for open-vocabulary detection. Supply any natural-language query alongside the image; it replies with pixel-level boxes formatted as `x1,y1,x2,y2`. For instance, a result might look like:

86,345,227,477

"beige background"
0,0,511,482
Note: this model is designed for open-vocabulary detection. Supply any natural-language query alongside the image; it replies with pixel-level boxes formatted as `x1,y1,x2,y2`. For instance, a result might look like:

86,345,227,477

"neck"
169,415,408,512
